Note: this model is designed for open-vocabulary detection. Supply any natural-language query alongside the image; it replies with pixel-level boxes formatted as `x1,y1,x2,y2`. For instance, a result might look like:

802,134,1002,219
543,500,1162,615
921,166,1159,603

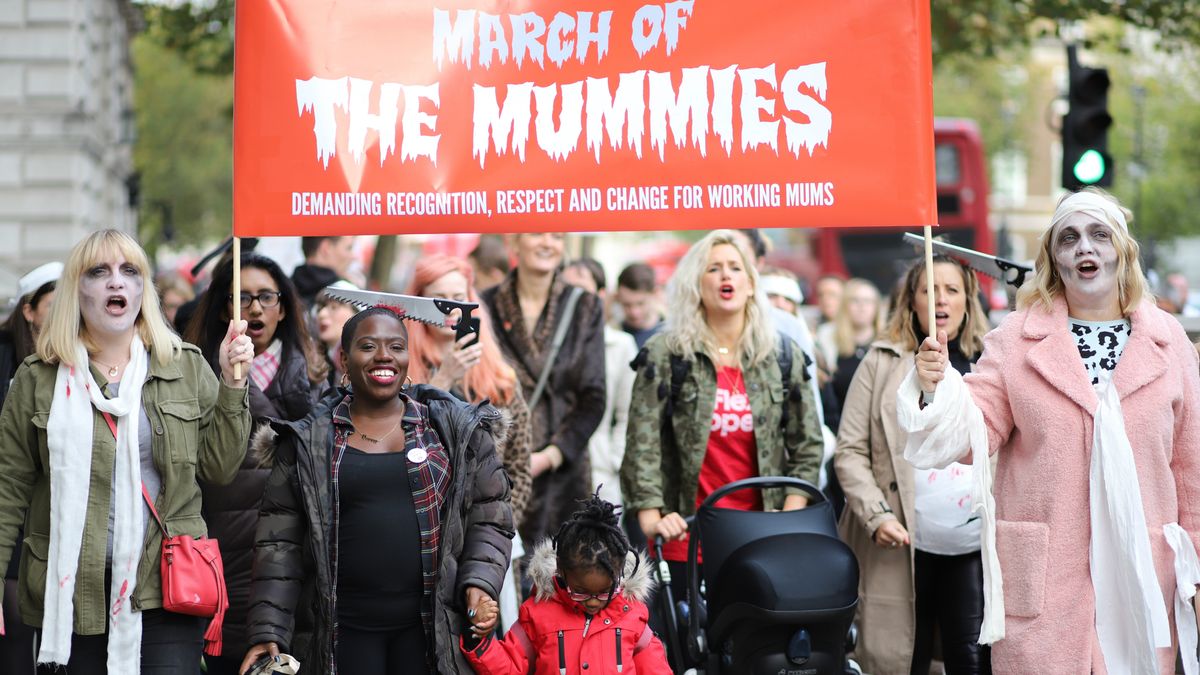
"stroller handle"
699,476,826,512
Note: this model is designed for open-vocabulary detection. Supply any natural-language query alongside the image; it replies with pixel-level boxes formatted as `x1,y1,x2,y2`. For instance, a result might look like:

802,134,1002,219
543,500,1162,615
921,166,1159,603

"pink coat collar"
1020,296,1171,414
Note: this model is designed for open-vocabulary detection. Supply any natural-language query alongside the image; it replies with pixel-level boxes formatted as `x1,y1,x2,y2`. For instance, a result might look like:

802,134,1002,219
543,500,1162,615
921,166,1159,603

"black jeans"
1,578,35,675
336,624,430,675
911,549,992,675
34,608,206,674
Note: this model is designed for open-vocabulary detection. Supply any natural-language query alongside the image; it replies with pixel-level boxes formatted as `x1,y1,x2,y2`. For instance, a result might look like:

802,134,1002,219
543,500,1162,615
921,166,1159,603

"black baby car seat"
686,477,860,675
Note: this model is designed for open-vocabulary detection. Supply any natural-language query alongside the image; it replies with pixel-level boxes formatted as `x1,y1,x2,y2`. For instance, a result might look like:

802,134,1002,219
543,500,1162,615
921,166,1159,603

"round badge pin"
407,448,428,463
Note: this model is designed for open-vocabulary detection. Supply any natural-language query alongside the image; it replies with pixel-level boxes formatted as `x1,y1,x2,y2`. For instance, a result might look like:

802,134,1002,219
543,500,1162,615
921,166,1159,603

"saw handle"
433,299,481,347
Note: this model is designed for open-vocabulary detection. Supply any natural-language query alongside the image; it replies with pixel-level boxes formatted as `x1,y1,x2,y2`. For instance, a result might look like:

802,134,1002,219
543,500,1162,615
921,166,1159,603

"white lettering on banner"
631,1,693,58
385,191,491,216
433,9,613,70
296,5,836,174
495,188,565,214
467,62,832,167
706,183,780,208
291,192,383,216
606,185,668,211
296,77,441,167
288,183,834,218
785,181,835,206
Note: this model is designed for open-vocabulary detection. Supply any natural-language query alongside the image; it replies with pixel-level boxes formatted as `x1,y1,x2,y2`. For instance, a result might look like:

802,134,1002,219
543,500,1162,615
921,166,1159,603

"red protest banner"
233,1,935,236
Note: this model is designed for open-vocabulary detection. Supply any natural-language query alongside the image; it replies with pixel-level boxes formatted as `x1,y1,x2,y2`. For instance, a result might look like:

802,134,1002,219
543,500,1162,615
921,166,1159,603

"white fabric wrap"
1165,523,1200,675
1090,373,1170,674
1050,190,1129,232
896,365,1004,643
42,337,149,671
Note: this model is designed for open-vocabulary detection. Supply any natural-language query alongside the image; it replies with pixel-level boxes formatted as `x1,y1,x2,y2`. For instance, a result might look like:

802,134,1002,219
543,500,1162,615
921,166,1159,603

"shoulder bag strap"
101,410,167,536
528,286,584,411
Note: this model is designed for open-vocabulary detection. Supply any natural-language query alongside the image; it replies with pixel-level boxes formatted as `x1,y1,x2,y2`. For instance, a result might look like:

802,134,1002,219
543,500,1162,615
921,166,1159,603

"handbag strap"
528,285,583,411
101,410,167,537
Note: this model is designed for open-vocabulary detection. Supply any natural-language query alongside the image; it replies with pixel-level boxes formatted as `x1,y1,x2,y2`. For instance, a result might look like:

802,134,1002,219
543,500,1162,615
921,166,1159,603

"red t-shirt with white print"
662,367,761,562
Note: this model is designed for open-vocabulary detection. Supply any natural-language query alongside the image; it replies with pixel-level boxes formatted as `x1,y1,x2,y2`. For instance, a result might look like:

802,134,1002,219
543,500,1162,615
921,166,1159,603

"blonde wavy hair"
38,229,181,367
881,255,989,358
663,229,777,366
833,278,883,358
1016,187,1150,316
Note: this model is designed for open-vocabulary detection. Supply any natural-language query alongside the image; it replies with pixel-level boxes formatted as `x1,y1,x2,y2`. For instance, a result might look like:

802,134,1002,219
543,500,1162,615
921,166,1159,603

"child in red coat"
462,495,672,675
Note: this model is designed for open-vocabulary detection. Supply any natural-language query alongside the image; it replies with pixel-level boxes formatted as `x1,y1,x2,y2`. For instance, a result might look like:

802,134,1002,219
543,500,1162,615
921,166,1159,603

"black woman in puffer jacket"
242,307,514,675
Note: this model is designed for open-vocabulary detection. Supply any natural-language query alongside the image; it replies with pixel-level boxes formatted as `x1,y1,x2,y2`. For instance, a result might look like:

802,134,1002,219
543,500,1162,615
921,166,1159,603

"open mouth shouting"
719,284,735,301
106,295,129,315
246,319,267,340
1075,260,1100,279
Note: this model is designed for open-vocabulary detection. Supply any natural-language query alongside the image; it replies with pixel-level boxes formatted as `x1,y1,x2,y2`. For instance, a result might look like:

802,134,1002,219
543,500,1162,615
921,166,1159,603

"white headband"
1049,191,1128,233
761,274,803,305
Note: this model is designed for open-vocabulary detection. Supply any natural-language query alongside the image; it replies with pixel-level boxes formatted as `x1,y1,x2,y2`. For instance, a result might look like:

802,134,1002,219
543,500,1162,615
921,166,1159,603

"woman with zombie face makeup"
620,230,825,651
183,253,326,674
242,307,514,675
834,255,993,675
0,230,252,674
905,188,1200,674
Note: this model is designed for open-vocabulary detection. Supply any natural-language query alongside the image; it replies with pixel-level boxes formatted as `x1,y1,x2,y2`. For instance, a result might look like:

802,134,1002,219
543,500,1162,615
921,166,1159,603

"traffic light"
1061,45,1113,190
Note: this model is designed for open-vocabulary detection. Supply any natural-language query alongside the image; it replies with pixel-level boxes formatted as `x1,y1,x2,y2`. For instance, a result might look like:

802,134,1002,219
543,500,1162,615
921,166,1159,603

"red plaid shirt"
328,391,450,667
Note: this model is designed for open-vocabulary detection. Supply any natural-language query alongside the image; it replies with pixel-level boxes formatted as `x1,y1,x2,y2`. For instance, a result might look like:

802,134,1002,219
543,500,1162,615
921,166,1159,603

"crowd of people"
0,187,1196,674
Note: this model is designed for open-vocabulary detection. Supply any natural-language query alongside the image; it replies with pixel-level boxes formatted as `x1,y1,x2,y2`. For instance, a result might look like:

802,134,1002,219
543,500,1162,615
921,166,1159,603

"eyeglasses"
558,576,622,603
229,291,282,309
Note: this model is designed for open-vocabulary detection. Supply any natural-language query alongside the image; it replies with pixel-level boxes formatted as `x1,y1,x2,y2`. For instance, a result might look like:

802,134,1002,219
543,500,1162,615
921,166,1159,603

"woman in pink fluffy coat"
903,187,1200,674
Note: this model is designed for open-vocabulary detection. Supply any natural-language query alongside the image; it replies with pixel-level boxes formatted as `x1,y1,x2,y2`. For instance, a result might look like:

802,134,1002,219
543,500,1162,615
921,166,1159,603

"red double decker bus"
813,117,994,298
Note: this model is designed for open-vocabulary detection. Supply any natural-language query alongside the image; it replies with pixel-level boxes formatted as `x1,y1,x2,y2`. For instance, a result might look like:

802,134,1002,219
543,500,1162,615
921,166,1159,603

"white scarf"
42,336,149,671
898,366,1200,673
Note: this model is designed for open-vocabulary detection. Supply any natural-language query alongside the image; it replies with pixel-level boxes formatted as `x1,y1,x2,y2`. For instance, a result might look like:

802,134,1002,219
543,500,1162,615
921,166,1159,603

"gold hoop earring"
340,372,350,388
404,376,412,389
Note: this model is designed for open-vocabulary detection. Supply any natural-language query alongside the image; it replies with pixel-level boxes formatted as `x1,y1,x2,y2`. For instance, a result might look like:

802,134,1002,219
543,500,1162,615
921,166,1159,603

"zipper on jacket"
558,630,566,675
582,614,592,638
615,627,623,672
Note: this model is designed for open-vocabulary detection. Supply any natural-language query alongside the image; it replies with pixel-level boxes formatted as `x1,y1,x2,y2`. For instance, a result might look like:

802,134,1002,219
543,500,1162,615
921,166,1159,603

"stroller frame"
652,476,860,675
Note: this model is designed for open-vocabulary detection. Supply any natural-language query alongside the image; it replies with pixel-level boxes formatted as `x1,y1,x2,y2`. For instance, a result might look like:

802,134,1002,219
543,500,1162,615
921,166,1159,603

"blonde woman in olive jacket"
0,230,251,674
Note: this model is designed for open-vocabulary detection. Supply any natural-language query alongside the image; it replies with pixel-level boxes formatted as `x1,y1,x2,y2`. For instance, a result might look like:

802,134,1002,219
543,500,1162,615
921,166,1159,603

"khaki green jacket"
0,344,250,635
620,333,824,517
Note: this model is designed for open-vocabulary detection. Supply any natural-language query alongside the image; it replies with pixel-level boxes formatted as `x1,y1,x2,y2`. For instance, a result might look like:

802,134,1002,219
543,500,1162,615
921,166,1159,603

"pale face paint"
79,256,144,341
1052,211,1121,318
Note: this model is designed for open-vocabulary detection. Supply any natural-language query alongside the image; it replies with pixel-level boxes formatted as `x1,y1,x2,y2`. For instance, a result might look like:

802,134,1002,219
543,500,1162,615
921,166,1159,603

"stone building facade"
0,0,138,302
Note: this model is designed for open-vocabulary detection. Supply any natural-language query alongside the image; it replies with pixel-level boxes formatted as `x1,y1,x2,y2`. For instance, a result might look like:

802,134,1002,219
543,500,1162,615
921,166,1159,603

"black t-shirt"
336,446,423,630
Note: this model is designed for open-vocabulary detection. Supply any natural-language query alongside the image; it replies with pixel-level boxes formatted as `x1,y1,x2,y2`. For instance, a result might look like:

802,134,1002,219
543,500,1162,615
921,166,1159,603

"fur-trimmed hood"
525,537,656,604
249,385,511,469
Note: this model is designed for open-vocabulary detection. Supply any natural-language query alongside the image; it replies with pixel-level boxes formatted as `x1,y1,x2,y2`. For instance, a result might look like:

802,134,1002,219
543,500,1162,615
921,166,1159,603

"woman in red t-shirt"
620,229,824,609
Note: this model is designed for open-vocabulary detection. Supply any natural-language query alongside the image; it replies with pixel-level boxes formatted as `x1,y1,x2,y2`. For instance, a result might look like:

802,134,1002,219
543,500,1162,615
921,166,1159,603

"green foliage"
132,37,233,253
931,1,1200,62
138,0,235,76
1106,54,1200,243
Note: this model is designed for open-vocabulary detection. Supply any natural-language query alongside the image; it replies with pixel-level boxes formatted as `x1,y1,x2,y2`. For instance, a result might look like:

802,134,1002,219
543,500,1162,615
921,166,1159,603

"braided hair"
553,491,633,602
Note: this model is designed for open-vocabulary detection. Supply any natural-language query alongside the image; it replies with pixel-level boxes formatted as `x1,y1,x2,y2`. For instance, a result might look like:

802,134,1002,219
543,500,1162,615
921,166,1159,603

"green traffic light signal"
1061,45,1114,190
1073,149,1108,184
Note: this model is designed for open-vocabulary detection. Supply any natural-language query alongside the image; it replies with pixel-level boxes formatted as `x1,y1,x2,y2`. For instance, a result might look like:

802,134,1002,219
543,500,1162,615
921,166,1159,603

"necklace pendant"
717,347,729,355
108,366,119,377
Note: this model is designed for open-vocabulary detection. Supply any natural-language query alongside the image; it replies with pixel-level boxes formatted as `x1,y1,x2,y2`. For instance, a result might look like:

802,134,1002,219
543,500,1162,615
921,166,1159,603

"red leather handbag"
103,412,229,656
141,485,229,656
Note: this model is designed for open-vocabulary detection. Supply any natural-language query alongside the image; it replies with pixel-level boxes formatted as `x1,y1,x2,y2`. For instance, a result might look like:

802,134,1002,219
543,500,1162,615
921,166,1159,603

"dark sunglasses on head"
229,291,282,309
